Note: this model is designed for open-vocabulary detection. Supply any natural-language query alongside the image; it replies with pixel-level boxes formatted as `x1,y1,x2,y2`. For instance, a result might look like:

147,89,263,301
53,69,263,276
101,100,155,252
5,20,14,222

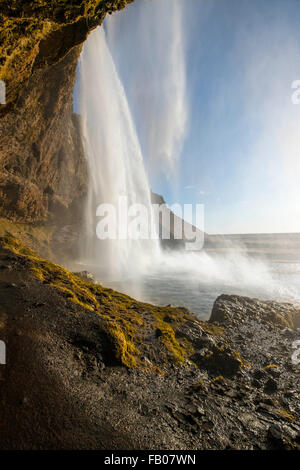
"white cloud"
105,0,187,179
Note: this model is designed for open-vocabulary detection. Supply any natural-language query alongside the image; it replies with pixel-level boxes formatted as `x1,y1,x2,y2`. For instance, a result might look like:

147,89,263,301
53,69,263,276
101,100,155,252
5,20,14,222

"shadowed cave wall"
0,0,134,224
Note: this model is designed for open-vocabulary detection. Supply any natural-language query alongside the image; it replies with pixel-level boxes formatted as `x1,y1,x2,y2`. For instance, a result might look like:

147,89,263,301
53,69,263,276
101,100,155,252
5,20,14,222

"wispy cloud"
105,0,187,179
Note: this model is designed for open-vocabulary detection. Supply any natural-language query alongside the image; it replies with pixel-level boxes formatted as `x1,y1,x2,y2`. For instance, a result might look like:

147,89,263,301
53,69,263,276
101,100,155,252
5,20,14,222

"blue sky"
75,0,300,234
178,0,300,234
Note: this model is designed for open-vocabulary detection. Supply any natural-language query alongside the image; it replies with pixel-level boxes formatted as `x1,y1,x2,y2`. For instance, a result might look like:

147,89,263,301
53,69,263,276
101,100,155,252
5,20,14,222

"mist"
105,0,187,180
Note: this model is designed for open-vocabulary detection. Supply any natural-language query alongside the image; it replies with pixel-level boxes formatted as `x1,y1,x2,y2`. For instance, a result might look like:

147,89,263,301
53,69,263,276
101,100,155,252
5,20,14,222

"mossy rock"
0,0,134,108
0,235,201,370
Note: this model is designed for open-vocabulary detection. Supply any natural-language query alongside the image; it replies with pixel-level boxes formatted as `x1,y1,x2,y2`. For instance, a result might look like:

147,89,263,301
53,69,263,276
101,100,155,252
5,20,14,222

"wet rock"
202,420,214,432
191,346,241,378
251,379,261,388
268,424,283,441
264,378,278,394
175,320,207,349
267,368,281,379
253,369,267,380
210,294,300,330
155,328,163,338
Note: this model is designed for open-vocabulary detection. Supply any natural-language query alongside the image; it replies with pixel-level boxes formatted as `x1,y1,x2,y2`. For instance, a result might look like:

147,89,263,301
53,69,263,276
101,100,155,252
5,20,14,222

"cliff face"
0,45,86,223
0,1,133,110
0,0,133,223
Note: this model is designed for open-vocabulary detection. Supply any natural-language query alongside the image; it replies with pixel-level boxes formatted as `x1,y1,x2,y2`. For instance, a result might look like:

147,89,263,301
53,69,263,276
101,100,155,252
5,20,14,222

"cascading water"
78,27,159,280
75,1,300,318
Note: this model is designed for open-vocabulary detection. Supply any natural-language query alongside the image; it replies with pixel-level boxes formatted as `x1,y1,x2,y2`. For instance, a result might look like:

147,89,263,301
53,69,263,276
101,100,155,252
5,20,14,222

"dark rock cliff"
0,45,86,223
0,0,133,223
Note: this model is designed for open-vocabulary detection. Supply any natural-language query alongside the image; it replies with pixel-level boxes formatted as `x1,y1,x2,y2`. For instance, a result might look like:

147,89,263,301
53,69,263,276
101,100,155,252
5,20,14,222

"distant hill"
151,192,300,259
151,191,205,250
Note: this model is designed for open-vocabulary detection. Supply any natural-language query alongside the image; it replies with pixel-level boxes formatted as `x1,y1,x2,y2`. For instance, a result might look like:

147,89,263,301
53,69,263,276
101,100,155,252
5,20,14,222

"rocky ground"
0,236,299,450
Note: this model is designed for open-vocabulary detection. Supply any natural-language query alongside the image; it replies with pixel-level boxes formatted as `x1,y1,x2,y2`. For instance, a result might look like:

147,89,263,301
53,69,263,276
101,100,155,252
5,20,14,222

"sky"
76,0,300,235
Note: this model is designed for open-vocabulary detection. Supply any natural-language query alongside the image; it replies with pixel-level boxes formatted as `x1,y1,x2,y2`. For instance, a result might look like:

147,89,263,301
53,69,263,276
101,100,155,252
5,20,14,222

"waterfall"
78,27,159,280
75,3,299,314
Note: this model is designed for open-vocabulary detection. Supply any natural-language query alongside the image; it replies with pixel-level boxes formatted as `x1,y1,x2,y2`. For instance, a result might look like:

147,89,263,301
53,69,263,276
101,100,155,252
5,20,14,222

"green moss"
1,236,143,366
205,351,214,359
0,236,199,370
1,236,100,311
200,322,225,337
212,375,225,383
274,312,294,328
232,350,251,369
3,236,249,373
153,308,194,364
104,319,139,368
158,322,185,364
264,364,280,370
275,409,295,422
0,16,53,82
0,0,134,107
